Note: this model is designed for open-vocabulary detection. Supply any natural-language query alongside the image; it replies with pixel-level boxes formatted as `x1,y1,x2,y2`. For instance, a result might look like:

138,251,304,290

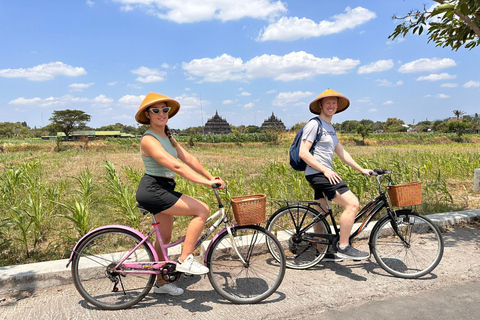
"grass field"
1,134,479,266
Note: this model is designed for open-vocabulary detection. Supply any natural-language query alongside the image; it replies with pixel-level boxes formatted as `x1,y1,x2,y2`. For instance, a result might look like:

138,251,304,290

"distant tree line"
1,109,479,139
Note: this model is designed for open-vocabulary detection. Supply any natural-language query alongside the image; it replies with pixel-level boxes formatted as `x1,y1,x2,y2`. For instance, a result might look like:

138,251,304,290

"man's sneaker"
153,283,184,296
336,245,369,260
176,254,209,275
322,252,344,262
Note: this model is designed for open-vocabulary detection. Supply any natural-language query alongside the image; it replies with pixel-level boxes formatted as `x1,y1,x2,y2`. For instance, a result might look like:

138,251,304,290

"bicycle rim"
371,211,444,278
267,206,328,269
207,225,286,304
71,228,156,310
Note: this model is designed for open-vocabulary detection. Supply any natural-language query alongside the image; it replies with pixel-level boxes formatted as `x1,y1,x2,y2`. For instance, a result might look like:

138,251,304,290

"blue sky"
1,0,479,130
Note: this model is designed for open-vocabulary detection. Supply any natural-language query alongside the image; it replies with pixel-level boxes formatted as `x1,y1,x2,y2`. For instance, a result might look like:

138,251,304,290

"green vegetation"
0,135,479,267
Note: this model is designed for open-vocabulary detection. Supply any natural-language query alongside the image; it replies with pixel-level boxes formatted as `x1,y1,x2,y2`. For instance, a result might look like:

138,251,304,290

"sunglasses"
149,107,171,114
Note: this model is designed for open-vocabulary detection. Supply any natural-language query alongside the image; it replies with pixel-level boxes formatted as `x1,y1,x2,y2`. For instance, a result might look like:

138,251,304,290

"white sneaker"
153,283,184,296
176,254,209,275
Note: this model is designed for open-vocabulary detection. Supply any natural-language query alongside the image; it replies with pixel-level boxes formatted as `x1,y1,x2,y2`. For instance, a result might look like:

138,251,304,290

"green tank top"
141,129,177,178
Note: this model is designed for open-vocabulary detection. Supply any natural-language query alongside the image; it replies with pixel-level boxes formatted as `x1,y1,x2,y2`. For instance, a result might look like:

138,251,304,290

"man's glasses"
149,107,171,114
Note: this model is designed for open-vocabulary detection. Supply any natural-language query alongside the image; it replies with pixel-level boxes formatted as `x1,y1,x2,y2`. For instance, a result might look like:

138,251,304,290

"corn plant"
73,169,95,206
56,200,91,238
103,161,140,229
6,208,33,258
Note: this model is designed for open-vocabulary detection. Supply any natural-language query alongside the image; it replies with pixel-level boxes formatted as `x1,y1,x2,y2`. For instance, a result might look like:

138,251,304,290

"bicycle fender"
203,227,229,265
368,209,414,250
67,225,157,267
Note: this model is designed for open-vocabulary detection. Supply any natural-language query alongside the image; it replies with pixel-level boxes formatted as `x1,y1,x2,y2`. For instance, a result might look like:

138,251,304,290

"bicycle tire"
370,210,444,279
266,205,330,269
207,225,286,304
71,228,156,310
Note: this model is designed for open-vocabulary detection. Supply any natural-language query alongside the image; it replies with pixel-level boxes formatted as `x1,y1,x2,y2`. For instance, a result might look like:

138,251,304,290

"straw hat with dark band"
135,92,180,124
309,89,350,115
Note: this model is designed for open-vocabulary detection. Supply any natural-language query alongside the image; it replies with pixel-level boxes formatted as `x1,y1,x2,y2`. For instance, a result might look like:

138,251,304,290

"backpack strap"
309,117,323,152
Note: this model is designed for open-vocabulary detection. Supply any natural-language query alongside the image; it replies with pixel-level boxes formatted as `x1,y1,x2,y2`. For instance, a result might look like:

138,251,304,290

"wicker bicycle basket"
387,181,422,207
230,194,266,226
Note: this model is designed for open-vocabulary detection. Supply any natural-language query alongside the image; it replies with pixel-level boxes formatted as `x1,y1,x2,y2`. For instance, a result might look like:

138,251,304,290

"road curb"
1,209,479,295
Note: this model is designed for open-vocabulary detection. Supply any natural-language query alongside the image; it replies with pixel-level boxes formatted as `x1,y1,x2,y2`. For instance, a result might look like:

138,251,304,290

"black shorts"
305,172,349,201
136,174,182,214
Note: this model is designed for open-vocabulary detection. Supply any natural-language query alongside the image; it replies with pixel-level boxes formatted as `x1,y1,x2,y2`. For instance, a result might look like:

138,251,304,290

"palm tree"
453,110,466,120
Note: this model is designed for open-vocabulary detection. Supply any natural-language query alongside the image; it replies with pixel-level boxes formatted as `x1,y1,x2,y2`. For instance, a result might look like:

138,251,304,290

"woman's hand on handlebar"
210,177,226,189
360,168,373,176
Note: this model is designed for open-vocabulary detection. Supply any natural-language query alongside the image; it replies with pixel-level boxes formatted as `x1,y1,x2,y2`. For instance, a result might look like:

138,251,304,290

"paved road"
1,221,479,320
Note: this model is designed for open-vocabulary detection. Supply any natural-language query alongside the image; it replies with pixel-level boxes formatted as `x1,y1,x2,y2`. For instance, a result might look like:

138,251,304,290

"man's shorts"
136,174,182,214
305,172,349,201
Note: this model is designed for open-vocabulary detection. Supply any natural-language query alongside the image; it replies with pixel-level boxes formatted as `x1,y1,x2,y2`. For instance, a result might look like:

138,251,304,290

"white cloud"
91,94,114,107
383,100,394,105
0,61,86,81
183,51,360,82
174,94,210,110
8,97,42,105
69,82,94,92
118,94,145,108
222,100,234,105
182,54,245,82
368,108,378,112
112,0,286,23
441,83,458,88
272,91,313,106
436,94,449,99
463,80,480,88
415,73,456,81
265,89,276,94
356,97,371,103
131,66,166,83
86,0,95,7
240,91,251,96
243,102,255,109
257,7,376,41
358,59,394,74
398,58,456,73
8,94,111,108
107,81,118,86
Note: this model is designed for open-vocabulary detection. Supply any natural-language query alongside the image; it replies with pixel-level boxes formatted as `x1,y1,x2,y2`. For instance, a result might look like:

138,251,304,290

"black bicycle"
266,169,444,279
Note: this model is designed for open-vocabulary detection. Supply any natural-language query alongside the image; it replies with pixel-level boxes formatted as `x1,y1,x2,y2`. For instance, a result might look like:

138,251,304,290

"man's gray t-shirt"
301,117,339,176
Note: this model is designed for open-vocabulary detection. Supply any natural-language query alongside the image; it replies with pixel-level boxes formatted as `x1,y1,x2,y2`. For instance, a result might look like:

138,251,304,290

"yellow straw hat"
309,89,350,115
135,92,180,124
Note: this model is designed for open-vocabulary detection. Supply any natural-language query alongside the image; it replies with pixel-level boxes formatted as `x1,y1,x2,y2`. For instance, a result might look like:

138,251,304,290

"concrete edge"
1,209,479,295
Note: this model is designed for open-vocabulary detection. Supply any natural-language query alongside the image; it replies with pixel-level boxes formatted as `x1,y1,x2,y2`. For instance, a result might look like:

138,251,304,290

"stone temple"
204,111,232,134
260,113,286,132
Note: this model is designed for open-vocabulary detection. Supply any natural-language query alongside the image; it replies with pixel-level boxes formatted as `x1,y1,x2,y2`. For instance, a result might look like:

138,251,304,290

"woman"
135,92,225,296
299,89,372,260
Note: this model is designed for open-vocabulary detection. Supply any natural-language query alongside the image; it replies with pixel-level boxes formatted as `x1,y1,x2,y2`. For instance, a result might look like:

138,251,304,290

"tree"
356,124,372,144
384,117,406,132
447,119,476,137
340,120,359,133
453,109,466,120
244,125,260,133
389,0,480,50
49,109,91,137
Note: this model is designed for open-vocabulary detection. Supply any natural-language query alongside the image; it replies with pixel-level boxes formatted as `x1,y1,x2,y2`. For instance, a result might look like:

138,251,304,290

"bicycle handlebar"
371,168,389,176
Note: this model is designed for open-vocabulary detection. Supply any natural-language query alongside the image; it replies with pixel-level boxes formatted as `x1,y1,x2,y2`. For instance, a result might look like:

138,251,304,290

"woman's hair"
165,125,178,148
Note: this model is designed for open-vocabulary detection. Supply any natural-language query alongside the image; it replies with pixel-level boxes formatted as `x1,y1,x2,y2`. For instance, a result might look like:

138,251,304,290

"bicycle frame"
67,189,242,274
279,172,408,248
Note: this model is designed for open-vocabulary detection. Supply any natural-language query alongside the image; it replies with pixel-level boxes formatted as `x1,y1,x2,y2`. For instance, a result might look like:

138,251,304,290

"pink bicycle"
67,186,285,310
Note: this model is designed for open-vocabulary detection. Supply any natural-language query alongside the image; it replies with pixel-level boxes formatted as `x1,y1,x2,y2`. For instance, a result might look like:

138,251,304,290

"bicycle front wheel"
71,228,156,310
207,225,286,304
370,210,444,279
266,206,330,269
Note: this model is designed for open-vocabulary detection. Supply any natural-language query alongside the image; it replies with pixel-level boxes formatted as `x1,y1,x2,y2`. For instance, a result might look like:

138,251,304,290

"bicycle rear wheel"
71,228,156,310
207,225,286,304
370,210,444,279
266,206,330,269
